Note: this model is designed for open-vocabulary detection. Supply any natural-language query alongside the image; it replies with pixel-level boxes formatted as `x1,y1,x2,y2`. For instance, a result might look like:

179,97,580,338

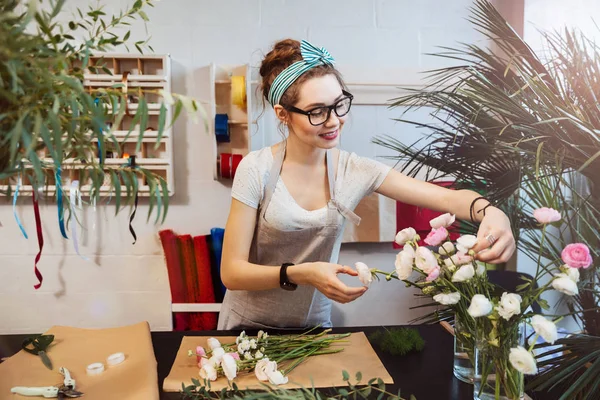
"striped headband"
267,40,335,106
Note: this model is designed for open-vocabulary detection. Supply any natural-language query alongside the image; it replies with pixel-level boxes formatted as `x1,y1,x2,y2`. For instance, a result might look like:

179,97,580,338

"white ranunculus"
509,346,538,375
395,227,417,245
552,274,579,296
456,235,478,253
415,247,438,274
355,262,372,286
207,337,222,350
221,354,237,381
199,364,217,381
254,350,264,359
530,315,558,344
433,292,461,305
429,213,456,229
495,292,522,321
467,294,493,317
476,262,487,276
564,266,580,283
395,250,414,280
254,358,272,381
211,347,225,364
451,264,475,282
439,241,456,256
267,368,289,385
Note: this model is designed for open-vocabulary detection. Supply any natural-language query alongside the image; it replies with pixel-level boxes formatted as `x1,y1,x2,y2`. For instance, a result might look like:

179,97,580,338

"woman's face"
280,74,350,150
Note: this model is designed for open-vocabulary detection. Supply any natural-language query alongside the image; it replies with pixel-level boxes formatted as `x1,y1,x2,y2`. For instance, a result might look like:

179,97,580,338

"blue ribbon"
268,40,335,106
215,114,230,143
13,177,28,239
56,167,68,239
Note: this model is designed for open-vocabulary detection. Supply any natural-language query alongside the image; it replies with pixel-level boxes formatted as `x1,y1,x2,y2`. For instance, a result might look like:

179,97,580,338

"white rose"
355,262,372,286
433,292,461,305
415,247,438,274
254,358,272,381
552,274,579,296
429,213,456,229
530,315,558,344
495,292,522,321
467,294,493,317
451,264,475,282
395,250,414,280
509,346,538,375
438,241,456,256
244,351,253,360
199,364,217,381
456,235,478,253
395,227,417,245
250,339,257,349
207,337,222,350
221,354,237,381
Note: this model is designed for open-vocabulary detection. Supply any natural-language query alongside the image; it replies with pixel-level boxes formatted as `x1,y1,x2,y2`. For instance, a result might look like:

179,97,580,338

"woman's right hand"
299,262,368,304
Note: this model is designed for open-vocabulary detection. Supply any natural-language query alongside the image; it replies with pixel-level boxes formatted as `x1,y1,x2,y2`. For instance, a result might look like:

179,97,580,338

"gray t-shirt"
231,146,391,263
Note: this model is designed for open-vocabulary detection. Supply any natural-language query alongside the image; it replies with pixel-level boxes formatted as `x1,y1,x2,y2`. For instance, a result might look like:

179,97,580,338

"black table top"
0,324,556,400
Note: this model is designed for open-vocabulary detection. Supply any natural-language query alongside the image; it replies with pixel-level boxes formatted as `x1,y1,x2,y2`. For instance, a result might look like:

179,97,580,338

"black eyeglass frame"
283,90,354,126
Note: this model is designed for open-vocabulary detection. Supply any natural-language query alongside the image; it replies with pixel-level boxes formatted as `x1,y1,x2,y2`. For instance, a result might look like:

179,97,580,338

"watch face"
281,282,297,291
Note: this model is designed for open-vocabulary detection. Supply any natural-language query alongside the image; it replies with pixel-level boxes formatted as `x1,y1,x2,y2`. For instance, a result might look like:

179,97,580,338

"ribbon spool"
231,76,246,109
214,114,230,143
218,153,243,179
86,363,105,376
107,352,126,366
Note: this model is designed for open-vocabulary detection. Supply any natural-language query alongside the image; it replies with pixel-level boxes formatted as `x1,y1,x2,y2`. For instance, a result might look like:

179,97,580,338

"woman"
217,39,515,330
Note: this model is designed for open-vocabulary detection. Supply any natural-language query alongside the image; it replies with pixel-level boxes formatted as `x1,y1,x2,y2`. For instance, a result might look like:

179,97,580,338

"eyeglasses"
284,90,354,126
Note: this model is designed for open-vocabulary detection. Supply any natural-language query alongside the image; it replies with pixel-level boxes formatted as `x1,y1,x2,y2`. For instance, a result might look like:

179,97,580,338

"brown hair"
259,39,346,108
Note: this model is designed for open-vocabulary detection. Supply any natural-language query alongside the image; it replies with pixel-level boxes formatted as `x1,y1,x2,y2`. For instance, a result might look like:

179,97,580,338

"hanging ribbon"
55,167,68,239
13,176,28,239
32,192,44,290
69,180,89,261
128,155,138,244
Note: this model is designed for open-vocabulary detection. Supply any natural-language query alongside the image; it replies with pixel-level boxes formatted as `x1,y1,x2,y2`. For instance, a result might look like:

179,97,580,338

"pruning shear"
10,367,84,398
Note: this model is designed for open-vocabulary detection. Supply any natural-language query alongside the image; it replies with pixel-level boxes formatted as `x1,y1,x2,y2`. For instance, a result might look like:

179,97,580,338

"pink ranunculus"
424,226,448,247
533,207,561,224
415,247,439,274
196,346,206,363
561,243,593,269
426,266,441,282
451,252,473,266
227,352,240,360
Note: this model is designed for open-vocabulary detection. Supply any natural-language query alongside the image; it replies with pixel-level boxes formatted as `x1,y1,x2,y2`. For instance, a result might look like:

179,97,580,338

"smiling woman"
216,38,516,331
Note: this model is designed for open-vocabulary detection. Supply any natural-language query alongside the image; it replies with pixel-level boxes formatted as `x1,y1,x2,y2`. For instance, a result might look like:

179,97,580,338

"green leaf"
156,102,167,150
342,370,350,381
355,371,362,382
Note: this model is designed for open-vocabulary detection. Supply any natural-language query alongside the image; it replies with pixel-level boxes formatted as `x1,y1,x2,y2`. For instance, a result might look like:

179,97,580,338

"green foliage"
368,328,425,356
180,371,412,400
21,334,55,370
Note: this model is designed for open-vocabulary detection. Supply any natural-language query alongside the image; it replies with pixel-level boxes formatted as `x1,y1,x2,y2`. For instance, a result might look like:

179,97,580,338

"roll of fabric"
208,227,226,302
158,229,189,331
177,234,204,330
193,235,218,330
231,75,246,109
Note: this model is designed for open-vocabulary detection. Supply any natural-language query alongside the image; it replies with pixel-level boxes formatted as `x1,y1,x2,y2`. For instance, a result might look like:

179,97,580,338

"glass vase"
473,321,525,400
454,313,475,384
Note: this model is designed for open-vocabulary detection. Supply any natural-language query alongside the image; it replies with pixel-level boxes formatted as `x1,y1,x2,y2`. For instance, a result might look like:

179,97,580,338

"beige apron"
217,142,360,330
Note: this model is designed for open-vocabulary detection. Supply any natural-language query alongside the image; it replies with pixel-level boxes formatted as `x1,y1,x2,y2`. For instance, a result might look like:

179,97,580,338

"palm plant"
0,0,197,222
373,0,600,396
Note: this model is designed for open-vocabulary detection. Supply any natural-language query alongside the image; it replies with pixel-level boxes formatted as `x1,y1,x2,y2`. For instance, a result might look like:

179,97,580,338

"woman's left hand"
470,207,516,264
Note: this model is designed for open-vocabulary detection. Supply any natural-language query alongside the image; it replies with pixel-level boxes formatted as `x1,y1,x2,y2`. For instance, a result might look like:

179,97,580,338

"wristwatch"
280,263,298,291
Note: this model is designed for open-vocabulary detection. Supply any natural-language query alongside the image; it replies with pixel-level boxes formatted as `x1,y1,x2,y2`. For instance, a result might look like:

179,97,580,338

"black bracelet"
478,202,494,218
469,196,489,222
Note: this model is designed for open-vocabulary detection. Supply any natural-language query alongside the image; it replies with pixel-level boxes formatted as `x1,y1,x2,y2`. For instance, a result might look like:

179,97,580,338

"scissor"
11,367,84,398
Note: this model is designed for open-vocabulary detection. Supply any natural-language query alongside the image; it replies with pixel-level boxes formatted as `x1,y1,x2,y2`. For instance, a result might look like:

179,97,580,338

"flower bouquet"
360,208,591,400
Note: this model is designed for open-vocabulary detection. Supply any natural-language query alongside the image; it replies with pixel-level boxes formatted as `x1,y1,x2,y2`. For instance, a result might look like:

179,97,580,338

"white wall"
0,0,486,333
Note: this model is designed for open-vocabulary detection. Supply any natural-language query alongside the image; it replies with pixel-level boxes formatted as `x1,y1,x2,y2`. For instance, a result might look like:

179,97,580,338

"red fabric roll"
159,229,189,331
177,234,204,330
231,154,243,179
193,235,218,330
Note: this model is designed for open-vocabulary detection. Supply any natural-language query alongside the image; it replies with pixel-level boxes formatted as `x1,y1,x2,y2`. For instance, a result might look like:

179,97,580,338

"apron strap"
326,149,361,226
259,141,286,219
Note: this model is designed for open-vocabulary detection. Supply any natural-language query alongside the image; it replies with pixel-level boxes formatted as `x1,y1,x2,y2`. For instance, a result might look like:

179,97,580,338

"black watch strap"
280,263,298,291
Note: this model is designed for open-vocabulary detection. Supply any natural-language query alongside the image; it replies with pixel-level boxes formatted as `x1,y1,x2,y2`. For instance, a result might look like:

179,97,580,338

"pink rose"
533,207,561,224
561,243,593,269
426,266,441,282
424,227,448,247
